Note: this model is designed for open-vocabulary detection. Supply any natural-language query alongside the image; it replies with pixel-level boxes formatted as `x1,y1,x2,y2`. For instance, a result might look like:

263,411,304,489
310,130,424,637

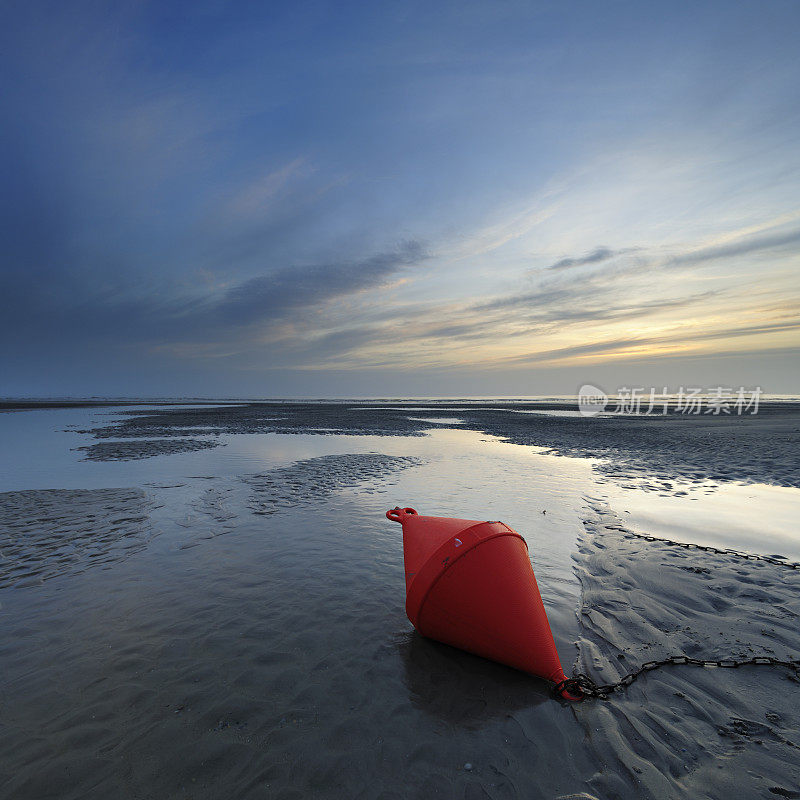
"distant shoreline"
2,395,799,412
0,399,246,411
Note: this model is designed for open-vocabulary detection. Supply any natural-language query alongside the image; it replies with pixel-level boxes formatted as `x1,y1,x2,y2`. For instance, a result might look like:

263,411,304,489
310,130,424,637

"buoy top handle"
386,507,418,522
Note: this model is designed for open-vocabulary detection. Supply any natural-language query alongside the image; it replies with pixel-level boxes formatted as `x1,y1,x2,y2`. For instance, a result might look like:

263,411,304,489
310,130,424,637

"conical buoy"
387,506,582,700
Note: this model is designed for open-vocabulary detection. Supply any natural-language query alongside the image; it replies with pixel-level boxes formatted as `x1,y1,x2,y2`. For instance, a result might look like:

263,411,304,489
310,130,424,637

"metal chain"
555,522,800,699
555,655,800,700
596,522,800,569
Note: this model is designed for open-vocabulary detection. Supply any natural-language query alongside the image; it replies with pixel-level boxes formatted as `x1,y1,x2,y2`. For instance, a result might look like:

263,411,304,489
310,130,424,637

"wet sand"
575,499,800,798
66,400,800,488
0,488,152,588
78,438,223,461
0,401,798,798
245,454,421,515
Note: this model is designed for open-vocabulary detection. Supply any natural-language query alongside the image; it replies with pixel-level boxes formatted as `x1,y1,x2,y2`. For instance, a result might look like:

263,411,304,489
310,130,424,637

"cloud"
474,221,800,324
495,318,800,367
0,240,429,354
190,216,799,370
516,219,800,287
214,241,427,327
403,289,720,349
451,201,559,258
223,158,311,220
543,246,618,272
475,285,577,313
666,226,800,267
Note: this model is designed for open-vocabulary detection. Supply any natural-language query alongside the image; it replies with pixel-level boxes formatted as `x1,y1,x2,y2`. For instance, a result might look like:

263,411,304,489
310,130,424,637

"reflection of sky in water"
602,480,800,559
2,406,798,564
0,407,592,659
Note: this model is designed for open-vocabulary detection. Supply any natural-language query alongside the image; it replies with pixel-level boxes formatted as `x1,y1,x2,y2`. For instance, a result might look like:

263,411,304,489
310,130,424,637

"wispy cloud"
223,158,311,220
214,241,427,327
0,241,429,351
447,200,560,259
541,246,637,272
666,225,800,267
495,318,800,368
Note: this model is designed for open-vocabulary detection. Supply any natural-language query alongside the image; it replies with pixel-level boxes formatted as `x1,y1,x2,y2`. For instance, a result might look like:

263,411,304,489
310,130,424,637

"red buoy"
387,506,581,700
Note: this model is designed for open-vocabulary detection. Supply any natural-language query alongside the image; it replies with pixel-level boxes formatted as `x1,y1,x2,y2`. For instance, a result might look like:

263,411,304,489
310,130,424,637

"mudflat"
0,401,798,799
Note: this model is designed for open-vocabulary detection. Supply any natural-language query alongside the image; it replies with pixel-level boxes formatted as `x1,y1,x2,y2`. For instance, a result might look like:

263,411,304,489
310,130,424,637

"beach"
1,401,798,799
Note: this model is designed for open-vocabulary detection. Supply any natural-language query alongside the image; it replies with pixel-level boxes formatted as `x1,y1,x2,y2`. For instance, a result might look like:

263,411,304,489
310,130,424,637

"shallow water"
602,479,800,559
1,405,799,798
1,409,599,798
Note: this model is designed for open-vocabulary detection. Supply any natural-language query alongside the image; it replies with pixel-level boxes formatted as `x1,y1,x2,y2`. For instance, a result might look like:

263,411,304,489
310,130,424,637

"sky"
1,0,799,398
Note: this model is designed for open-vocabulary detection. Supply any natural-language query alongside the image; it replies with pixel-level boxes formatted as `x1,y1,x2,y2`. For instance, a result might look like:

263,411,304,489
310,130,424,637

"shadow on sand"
397,631,550,727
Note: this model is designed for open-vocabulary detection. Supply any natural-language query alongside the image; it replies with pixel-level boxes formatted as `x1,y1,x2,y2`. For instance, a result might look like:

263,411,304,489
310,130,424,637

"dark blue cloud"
0,242,427,348
216,242,426,326
544,247,618,271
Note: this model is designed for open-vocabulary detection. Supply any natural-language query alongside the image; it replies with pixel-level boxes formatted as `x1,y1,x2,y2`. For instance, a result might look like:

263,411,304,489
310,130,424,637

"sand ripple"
245,454,421,515
77,438,220,461
0,488,152,588
574,498,800,798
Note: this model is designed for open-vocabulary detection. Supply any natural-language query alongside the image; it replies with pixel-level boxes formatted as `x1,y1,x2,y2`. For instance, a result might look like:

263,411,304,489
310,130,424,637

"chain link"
555,654,800,700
